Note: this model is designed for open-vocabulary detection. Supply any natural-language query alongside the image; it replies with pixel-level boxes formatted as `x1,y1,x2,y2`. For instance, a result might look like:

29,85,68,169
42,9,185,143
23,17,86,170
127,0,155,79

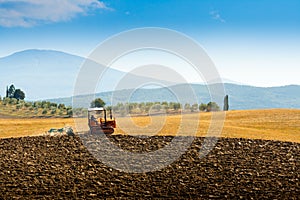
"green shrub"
9,98,18,105
51,109,57,115
16,104,22,110
24,102,32,108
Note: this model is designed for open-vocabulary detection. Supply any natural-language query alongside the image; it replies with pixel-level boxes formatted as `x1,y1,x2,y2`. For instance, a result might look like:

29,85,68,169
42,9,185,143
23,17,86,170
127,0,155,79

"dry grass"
0,118,75,138
116,109,300,143
1,109,300,143
221,109,300,143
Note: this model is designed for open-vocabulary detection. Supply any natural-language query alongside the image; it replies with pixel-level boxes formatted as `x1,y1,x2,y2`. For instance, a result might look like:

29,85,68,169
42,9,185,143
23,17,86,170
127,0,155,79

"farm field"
1,109,299,198
0,118,75,138
0,109,300,143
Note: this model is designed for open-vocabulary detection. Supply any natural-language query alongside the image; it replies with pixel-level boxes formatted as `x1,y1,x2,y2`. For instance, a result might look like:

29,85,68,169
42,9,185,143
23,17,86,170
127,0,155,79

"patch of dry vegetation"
0,118,75,138
116,109,300,143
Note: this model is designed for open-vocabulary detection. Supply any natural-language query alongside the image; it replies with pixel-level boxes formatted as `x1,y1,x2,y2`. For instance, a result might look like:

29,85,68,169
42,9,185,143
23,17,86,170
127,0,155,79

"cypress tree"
223,95,229,111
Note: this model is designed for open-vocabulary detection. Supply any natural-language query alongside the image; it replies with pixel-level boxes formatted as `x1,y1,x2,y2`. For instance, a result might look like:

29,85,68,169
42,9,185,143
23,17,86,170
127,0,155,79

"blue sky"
0,0,300,86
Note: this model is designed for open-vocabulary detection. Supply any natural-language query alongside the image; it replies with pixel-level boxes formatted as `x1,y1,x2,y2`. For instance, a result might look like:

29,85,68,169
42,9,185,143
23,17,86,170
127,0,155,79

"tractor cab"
88,107,116,135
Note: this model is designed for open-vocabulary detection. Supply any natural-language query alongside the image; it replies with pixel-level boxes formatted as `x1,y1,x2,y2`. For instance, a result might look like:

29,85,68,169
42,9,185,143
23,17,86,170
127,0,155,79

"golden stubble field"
0,109,300,143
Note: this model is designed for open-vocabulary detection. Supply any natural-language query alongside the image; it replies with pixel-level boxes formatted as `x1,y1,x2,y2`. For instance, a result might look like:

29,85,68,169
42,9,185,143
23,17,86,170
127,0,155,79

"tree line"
88,98,225,117
0,97,73,117
1,85,229,118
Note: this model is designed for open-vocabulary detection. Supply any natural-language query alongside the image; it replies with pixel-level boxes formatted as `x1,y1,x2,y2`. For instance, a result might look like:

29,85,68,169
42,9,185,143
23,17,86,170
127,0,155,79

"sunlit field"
1,109,300,143
0,118,75,138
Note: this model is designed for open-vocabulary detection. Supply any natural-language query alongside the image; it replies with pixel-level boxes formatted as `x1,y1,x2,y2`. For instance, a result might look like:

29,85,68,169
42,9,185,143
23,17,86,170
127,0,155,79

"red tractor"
88,107,116,135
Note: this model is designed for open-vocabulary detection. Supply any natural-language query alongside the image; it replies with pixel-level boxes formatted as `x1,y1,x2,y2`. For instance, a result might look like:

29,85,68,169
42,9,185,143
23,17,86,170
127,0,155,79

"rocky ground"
0,134,299,199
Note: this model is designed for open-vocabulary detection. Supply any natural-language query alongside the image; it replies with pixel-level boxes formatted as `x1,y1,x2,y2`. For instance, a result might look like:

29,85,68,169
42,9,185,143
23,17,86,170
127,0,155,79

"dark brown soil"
0,135,299,199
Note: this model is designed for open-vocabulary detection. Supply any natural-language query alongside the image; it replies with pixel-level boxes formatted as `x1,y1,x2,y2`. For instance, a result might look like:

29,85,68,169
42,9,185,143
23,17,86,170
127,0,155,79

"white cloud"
209,10,225,23
0,0,110,27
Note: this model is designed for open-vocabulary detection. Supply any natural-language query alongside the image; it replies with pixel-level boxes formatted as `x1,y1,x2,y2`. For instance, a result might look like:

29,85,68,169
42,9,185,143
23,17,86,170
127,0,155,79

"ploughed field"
0,134,299,199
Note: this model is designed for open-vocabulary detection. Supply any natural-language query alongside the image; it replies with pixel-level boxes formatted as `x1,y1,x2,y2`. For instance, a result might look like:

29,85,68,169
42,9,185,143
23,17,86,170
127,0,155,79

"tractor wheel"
90,127,114,135
103,128,114,135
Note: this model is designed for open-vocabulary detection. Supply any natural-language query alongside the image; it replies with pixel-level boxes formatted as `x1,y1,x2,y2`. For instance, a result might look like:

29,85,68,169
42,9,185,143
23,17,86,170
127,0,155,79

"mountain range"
1,49,300,110
49,83,300,110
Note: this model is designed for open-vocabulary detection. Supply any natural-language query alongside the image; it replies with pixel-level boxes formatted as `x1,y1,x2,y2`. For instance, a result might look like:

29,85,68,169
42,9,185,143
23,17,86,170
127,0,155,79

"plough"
47,126,74,136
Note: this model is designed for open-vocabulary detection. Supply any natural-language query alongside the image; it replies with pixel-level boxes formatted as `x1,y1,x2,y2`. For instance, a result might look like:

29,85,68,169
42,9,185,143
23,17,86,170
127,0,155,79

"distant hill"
47,83,300,110
0,49,177,100
0,49,83,100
